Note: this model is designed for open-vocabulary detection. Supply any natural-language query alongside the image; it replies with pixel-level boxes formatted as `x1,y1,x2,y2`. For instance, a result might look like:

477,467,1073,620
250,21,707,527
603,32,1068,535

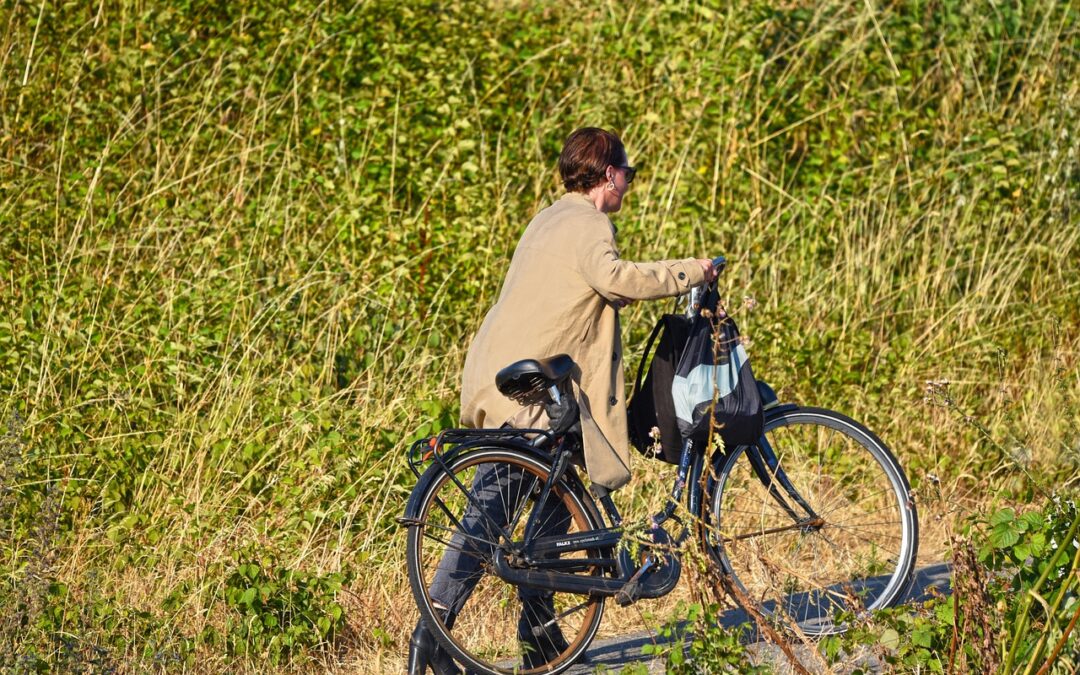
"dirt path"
562,563,952,673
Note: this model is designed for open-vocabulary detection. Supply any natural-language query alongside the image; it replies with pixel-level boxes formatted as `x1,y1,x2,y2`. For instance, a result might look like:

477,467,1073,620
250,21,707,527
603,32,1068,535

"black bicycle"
400,262,919,675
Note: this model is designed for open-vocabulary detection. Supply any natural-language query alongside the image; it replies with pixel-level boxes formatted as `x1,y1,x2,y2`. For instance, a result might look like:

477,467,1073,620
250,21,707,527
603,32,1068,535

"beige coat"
461,192,706,490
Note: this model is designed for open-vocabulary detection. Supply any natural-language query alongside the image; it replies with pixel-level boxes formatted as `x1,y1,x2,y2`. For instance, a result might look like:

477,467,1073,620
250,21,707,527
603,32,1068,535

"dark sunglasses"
618,165,637,184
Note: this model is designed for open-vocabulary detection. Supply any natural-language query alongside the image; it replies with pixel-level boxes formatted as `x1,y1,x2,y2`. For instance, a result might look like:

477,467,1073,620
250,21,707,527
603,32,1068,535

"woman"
408,127,717,674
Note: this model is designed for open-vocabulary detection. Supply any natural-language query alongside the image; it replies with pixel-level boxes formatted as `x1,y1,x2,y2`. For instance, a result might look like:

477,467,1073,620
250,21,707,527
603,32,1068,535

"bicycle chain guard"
615,526,681,606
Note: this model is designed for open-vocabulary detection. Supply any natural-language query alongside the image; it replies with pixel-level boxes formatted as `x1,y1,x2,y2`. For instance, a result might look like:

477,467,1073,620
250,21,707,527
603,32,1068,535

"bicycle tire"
405,447,607,674
703,406,919,635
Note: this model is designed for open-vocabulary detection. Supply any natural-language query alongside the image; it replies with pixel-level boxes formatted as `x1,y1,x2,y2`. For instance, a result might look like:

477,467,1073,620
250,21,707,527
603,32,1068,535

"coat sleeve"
576,218,706,301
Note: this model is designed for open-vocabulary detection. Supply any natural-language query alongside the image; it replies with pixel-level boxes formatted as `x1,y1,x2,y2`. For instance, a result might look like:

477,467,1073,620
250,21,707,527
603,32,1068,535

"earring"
608,180,616,190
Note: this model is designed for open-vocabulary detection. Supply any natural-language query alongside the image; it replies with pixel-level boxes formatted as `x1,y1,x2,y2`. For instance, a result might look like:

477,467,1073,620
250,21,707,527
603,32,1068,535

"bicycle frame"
408,399,820,600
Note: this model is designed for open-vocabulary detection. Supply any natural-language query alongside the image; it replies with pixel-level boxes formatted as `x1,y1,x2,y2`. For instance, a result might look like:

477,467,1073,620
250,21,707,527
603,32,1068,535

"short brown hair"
558,128,627,192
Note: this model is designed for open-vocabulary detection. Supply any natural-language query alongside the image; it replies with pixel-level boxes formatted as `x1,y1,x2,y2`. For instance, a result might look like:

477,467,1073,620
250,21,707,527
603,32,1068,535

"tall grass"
1,0,1077,671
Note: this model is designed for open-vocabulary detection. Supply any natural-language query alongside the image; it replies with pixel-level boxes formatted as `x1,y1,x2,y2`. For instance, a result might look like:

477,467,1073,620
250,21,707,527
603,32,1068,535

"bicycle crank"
490,526,681,602
614,526,681,606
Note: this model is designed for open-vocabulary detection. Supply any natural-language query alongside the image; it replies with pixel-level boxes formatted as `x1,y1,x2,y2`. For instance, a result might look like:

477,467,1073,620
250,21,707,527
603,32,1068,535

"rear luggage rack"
407,428,554,477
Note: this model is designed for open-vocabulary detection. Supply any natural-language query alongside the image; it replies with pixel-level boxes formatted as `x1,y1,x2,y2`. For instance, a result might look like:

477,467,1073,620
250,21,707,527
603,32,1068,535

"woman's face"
602,160,635,213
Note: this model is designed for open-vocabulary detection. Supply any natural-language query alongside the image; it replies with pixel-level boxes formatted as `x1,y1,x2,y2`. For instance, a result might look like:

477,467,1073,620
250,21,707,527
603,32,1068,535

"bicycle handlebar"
711,255,727,275
684,255,727,317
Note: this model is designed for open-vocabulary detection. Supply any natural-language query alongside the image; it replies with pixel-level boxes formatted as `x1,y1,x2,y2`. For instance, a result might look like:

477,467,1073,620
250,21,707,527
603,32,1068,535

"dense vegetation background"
1,0,1077,671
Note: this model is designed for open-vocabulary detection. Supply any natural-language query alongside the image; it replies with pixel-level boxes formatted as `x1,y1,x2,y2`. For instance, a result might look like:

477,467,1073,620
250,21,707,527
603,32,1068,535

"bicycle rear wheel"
705,407,918,635
405,448,606,675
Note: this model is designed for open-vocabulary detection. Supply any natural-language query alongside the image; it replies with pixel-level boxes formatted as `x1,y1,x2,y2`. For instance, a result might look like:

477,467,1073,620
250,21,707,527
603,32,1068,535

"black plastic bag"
671,287,763,449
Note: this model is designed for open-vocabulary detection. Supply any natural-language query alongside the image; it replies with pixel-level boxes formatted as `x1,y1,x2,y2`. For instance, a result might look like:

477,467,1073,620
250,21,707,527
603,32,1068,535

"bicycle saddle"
495,354,575,405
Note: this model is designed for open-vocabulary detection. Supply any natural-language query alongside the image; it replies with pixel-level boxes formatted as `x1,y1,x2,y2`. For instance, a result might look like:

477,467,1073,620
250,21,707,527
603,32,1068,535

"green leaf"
1012,542,1032,560
1019,511,1045,531
880,628,900,649
934,597,955,624
912,625,933,648
990,508,1016,527
1030,532,1048,556
821,635,842,660
990,522,1020,549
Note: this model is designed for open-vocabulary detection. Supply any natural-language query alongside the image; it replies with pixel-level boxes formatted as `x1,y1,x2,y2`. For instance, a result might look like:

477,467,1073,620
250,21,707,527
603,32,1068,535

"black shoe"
408,616,462,675
517,597,585,670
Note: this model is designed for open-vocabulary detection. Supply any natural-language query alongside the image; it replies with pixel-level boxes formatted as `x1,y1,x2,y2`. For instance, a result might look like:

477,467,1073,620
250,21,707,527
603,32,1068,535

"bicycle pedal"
614,580,640,607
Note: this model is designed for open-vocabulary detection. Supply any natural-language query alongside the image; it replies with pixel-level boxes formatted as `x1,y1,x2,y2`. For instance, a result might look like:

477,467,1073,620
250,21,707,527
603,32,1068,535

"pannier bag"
628,288,763,463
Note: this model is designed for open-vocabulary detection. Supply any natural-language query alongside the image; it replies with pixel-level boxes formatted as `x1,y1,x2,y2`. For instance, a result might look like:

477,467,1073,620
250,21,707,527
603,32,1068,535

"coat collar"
558,192,617,235
559,191,596,208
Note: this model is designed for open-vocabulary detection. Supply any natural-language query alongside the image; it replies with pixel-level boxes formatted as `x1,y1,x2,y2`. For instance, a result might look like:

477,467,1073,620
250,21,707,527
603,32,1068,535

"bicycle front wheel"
705,407,918,635
405,448,606,675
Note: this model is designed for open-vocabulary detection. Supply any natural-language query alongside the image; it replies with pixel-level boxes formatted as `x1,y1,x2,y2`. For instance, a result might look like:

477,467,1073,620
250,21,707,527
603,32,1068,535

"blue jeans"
427,459,572,618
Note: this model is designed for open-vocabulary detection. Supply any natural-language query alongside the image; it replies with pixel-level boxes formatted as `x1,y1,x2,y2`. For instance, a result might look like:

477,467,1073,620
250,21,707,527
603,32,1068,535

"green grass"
1,0,1078,671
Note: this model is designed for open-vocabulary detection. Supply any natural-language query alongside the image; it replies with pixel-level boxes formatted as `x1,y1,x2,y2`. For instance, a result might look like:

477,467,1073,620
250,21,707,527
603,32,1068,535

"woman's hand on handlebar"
697,258,719,284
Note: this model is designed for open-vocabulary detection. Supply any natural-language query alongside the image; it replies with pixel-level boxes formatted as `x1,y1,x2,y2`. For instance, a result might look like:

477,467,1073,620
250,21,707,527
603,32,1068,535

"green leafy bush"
218,559,353,664
641,600,769,674
825,495,1080,673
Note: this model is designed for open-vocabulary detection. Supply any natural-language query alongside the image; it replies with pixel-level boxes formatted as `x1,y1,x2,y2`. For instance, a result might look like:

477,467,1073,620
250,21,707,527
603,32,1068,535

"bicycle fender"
764,403,800,422
400,439,589,524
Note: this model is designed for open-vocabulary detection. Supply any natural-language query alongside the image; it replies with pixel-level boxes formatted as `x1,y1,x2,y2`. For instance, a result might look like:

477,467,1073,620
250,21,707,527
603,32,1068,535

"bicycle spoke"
408,449,606,673
820,503,903,522
431,495,470,538
810,530,869,568
816,524,901,558
421,520,501,552
825,520,904,534
709,410,918,637
425,541,488,565
722,507,902,548
507,473,538,534
824,523,904,549
498,466,511,530
503,464,527,531
534,502,572,541
720,505,806,519
728,474,847,524
432,468,507,548
724,519,824,542
816,487,897,518
553,599,592,623
441,462,516,545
